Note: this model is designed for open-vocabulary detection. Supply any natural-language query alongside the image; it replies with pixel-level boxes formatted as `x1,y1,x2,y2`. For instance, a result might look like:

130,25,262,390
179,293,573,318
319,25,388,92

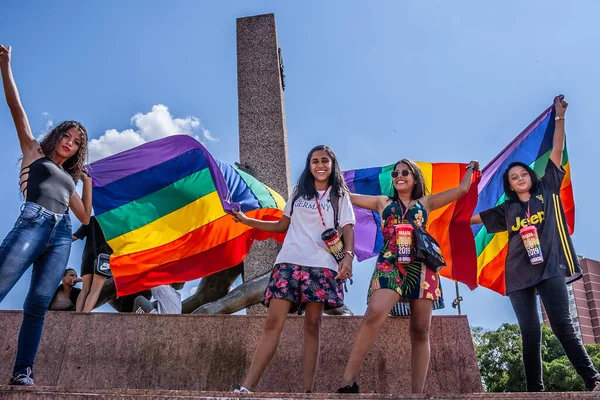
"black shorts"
80,256,95,276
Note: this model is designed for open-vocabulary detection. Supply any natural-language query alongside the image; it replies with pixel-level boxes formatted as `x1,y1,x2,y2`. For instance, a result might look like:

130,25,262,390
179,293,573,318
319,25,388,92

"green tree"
472,323,525,392
473,323,599,392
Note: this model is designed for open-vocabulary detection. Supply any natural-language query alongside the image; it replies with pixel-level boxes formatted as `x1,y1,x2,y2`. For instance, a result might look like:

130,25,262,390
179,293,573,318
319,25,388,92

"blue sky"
1,1,598,330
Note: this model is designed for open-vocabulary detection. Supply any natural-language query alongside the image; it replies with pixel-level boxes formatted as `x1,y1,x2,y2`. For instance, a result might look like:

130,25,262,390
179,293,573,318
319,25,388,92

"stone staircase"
0,386,597,399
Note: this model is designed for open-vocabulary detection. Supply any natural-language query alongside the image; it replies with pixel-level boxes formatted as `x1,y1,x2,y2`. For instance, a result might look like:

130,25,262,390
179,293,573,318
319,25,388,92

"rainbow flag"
89,135,286,296
473,100,575,295
345,163,480,289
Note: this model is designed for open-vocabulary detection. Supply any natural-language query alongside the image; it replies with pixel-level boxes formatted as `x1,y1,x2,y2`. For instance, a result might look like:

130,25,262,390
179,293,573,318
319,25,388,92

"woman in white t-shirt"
232,145,356,393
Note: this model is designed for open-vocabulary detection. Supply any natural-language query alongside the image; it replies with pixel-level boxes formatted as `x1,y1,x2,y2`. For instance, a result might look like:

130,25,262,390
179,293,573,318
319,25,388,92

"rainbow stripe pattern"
89,135,285,296
345,163,480,289
473,100,575,295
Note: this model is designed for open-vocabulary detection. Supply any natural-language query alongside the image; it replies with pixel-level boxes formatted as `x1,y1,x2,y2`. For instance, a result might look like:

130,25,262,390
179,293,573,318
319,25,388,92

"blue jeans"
509,276,600,391
0,202,72,377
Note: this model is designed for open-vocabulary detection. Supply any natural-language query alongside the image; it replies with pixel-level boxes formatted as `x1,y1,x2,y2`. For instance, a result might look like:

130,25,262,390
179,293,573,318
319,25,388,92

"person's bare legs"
302,302,325,392
82,274,106,312
340,289,400,387
76,274,92,312
409,298,433,394
241,299,292,391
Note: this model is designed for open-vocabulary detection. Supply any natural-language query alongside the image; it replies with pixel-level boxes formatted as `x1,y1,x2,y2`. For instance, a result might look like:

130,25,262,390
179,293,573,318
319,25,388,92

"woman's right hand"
232,209,250,224
0,45,10,69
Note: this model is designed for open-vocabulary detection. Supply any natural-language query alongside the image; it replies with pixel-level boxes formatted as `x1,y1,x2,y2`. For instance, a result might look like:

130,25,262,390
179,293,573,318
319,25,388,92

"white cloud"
202,128,218,142
42,111,51,117
88,105,215,162
45,120,54,130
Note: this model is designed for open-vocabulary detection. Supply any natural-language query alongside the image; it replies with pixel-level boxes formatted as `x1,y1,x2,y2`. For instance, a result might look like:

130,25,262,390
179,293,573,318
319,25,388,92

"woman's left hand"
336,255,353,280
80,169,92,183
555,96,568,117
467,160,480,171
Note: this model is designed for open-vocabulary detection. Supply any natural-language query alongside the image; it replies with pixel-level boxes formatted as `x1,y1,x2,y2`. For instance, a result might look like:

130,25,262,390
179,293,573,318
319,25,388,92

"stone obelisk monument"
237,14,291,314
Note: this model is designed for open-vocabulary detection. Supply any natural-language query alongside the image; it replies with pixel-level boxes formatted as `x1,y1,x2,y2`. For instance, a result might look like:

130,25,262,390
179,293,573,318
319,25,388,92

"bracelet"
344,250,355,258
555,116,565,121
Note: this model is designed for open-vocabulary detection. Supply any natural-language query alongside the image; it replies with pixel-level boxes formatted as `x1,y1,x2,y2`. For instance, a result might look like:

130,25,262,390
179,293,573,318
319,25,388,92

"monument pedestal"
237,14,291,314
0,311,481,394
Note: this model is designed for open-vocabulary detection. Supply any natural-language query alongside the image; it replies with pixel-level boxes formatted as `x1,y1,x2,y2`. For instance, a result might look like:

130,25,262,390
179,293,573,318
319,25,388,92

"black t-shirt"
480,161,581,294
73,216,113,267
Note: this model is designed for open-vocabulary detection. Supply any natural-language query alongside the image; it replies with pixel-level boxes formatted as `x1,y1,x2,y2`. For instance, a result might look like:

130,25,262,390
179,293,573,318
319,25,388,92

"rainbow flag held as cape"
89,135,286,296
345,163,480,289
473,100,575,295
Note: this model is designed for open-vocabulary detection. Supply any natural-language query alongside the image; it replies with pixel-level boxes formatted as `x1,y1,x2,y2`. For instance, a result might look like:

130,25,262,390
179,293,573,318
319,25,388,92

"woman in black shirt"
471,97,599,392
72,216,113,312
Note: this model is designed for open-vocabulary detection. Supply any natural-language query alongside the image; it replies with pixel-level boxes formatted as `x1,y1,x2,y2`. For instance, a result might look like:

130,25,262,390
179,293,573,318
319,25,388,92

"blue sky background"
1,1,598,330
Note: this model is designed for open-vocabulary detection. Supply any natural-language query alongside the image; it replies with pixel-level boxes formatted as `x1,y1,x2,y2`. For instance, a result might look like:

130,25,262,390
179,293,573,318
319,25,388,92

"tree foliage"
472,323,600,392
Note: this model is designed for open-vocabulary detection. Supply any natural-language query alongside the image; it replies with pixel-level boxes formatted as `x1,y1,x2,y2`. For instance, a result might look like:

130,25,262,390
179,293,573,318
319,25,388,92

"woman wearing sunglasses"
337,158,478,394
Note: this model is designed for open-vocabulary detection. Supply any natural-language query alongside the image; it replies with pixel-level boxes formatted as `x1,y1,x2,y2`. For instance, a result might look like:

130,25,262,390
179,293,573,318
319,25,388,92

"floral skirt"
367,256,444,311
263,263,345,313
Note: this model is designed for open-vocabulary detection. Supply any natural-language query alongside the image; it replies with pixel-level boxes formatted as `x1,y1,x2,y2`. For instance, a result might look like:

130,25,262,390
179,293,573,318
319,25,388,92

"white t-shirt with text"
274,187,356,271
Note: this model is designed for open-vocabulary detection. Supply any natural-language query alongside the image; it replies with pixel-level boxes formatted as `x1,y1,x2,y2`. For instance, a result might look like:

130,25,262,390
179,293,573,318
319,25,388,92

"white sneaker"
233,385,251,393
592,381,600,392
9,367,34,386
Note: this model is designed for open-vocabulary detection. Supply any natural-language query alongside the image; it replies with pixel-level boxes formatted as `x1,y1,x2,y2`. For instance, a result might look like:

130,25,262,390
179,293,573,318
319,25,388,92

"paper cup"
520,225,544,265
395,223,413,263
321,228,345,263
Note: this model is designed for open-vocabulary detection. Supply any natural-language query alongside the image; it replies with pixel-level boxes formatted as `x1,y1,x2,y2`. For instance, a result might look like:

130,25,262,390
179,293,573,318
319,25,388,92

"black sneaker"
9,367,34,386
337,381,359,393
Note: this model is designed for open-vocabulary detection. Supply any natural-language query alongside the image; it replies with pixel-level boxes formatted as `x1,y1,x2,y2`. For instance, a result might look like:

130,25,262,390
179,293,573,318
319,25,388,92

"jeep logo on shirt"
511,211,545,232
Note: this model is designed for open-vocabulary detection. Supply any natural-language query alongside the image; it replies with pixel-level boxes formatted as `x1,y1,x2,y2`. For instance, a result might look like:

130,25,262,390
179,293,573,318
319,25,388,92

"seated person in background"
134,283,184,314
72,216,113,312
48,268,82,311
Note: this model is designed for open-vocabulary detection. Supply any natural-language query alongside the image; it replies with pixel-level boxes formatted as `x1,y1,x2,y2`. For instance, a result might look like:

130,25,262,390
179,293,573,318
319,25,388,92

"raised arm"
232,209,290,233
423,161,479,212
69,173,93,224
350,194,388,213
0,45,39,160
550,96,568,168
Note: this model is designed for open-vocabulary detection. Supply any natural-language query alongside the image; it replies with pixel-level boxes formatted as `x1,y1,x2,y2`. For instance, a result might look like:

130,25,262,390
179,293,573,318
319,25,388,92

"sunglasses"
391,169,412,178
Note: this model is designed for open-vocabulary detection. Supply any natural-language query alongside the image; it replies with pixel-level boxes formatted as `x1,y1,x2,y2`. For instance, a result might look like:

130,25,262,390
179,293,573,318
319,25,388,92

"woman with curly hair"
0,44,92,386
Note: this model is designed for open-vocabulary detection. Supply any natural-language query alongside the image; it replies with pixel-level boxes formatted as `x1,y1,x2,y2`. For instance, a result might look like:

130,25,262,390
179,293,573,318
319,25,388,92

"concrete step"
0,386,597,400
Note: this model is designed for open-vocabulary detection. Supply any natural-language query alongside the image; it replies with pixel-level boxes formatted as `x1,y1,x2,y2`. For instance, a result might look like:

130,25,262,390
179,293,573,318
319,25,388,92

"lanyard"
314,188,330,228
398,200,414,223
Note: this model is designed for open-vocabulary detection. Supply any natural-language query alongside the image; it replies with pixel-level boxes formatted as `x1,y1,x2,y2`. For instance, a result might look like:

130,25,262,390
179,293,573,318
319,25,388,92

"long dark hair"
391,158,427,202
40,121,89,183
503,161,540,202
292,145,348,203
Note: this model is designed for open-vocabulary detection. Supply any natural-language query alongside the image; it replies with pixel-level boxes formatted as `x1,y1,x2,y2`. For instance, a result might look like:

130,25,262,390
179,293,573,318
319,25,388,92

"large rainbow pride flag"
89,135,286,296
473,100,575,295
345,163,481,289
